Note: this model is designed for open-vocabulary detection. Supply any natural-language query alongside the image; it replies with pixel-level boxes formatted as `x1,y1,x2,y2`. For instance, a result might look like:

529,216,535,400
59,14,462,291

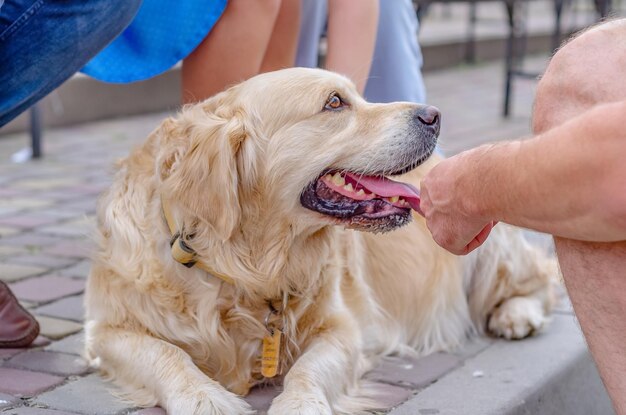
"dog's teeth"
332,173,345,186
398,197,406,205
357,189,365,196
324,174,332,181
389,196,399,203
344,183,354,192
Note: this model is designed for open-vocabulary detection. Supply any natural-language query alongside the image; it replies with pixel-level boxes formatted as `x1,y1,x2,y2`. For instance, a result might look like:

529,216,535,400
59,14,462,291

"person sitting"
419,19,626,414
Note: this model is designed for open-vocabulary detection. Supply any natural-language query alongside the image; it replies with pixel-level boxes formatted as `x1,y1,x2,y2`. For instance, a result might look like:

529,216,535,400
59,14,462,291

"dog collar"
162,195,288,378
261,290,289,378
161,195,235,285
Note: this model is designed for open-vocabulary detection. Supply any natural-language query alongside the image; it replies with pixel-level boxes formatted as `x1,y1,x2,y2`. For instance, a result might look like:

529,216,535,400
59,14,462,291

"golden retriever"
85,68,556,414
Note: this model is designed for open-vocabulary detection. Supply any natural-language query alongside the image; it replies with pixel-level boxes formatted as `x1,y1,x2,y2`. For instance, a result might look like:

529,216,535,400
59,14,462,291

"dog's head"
157,68,439,241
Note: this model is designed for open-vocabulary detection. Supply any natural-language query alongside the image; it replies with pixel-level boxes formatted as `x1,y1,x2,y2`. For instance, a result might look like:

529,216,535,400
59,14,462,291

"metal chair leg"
553,0,566,50
30,105,42,159
503,1,516,117
466,0,478,63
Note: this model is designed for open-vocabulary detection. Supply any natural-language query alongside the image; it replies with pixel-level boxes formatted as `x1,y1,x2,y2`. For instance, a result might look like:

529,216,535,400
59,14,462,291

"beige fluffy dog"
85,68,555,414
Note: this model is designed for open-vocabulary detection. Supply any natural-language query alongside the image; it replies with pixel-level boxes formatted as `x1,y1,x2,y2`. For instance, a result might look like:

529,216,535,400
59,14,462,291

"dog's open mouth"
300,170,422,233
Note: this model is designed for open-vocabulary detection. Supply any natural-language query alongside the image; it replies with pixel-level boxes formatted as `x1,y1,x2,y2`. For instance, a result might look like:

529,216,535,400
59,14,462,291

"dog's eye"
324,93,345,111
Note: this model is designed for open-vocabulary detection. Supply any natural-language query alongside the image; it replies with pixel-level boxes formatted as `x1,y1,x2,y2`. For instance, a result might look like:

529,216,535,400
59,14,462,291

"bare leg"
181,0,281,103
260,0,301,73
532,19,626,414
325,0,379,94
555,239,626,412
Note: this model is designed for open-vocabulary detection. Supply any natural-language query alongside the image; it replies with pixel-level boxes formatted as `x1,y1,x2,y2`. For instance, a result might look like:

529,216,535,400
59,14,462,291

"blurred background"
1,0,622,157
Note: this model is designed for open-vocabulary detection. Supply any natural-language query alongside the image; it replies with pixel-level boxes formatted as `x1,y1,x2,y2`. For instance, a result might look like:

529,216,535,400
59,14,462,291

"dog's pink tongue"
345,172,422,215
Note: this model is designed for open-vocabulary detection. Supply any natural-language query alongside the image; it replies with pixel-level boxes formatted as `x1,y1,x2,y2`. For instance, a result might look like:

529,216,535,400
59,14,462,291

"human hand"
419,148,497,255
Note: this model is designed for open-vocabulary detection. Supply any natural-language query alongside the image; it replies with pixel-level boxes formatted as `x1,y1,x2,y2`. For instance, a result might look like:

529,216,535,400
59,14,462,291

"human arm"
420,99,626,255
325,0,379,94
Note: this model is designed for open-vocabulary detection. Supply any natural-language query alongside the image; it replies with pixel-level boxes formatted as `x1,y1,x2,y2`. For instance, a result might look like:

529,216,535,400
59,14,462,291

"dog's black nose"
415,106,440,126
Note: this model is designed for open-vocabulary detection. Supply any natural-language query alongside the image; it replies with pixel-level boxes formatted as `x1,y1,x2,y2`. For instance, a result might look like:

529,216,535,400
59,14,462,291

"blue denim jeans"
0,0,141,127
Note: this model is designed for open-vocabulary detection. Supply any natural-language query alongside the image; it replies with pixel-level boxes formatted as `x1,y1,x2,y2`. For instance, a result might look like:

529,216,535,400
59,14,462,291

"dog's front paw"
167,385,254,415
488,296,547,340
268,391,332,415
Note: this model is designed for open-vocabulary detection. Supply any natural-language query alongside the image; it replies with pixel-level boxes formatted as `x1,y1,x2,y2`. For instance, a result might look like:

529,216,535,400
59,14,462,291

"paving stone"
244,385,412,413
7,255,77,270
0,264,47,282
34,374,134,415
31,336,52,348
86,177,112,187
0,214,60,230
37,180,102,193
0,246,28,258
7,351,89,376
1,408,80,415
553,299,574,315
55,200,96,215
32,210,83,222
13,178,82,191
0,234,65,249
34,295,84,322
0,207,21,217
9,275,84,303
0,348,24,361
553,284,574,315
245,385,281,414
0,392,20,410
0,199,53,212
45,333,84,356
19,300,36,309
30,193,79,204
37,217,94,239
0,335,52,361
366,353,462,389
38,223,89,238
56,261,91,279
451,337,493,360
0,368,64,397
0,188,27,198
34,295,85,322
0,227,19,238
66,184,107,195
34,316,82,340
42,241,92,259
369,382,415,411
132,408,166,415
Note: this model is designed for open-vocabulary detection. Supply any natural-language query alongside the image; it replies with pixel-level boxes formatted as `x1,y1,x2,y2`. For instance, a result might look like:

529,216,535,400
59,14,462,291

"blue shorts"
81,0,227,83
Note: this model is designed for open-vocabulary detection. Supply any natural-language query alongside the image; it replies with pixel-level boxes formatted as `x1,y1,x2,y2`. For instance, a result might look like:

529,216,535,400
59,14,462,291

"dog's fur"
85,68,556,414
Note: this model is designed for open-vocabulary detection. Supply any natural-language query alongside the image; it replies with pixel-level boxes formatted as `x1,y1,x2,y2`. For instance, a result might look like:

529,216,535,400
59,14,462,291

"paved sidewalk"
0,56,609,414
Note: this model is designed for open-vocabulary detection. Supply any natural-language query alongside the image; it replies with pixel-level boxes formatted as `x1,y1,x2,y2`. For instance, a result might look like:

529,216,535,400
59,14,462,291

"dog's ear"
156,97,245,240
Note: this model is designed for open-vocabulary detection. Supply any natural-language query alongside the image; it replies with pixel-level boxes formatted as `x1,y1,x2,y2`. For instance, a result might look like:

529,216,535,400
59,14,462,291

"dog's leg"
87,326,254,415
467,225,558,340
267,316,364,415
487,293,551,340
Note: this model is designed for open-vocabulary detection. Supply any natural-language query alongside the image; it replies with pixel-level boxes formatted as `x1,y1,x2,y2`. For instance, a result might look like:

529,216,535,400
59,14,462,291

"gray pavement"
0,56,613,414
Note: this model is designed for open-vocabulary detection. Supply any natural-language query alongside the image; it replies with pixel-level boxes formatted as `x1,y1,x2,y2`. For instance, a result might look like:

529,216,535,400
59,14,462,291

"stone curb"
389,315,614,415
